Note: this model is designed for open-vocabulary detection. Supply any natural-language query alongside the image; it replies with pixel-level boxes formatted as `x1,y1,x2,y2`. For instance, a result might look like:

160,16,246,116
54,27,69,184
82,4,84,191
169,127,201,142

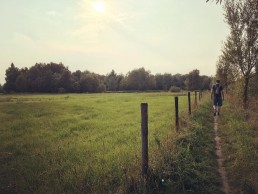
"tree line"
215,0,258,108
1,62,211,93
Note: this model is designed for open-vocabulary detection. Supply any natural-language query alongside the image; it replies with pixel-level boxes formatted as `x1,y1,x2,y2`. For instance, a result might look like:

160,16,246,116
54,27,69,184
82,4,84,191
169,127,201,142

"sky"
0,0,229,85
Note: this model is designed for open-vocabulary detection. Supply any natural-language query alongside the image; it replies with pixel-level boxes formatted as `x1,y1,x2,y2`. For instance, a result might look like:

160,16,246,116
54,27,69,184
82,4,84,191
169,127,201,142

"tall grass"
160,96,221,194
218,96,258,193
120,95,222,193
0,93,189,193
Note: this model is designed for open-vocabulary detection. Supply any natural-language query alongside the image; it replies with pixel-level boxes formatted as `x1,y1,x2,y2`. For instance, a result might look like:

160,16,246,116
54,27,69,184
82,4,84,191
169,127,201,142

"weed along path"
214,116,230,194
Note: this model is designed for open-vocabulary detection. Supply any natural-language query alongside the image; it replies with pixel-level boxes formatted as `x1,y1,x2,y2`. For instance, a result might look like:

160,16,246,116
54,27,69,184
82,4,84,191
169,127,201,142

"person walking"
211,80,224,116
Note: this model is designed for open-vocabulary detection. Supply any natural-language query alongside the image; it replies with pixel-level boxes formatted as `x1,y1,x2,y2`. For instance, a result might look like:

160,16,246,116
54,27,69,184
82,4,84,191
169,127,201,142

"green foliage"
217,0,258,107
184,70,212,91
155,73,186,91
3,63,20,92
125,68,156,90
185,69,200,91
105,70,122,91
80,72,102,93
169,86,181,92
3,63,212,93
0,84,3,93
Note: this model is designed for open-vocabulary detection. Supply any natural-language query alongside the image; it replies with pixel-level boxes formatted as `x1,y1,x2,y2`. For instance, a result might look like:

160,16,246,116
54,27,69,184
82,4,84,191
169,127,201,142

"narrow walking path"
214,116,230,194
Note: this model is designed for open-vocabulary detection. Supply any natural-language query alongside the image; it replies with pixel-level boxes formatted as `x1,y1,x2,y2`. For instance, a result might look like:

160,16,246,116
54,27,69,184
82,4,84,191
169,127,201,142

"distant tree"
97,83,106,93
169,86,181,92
185,70,211,91
119,76,128,91
0,84,3,93
185,69,200,91
216,54,239,93
155,73,180,90
126,68,156,91
26,63,43,92
3,63,20,92
80,72,103,93
171,74,185,89
72,70,82,82
71,70,82,93
162,73,174,90
154,74,164,90
105,70,122,91
59,69,72,92
25,62,70,93
222,0,258,108
15,68,28,92
199,75,212,90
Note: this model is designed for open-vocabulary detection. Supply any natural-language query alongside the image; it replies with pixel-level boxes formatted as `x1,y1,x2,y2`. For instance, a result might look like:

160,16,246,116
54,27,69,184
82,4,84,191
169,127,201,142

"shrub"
58,87,66,93
169,86,181,92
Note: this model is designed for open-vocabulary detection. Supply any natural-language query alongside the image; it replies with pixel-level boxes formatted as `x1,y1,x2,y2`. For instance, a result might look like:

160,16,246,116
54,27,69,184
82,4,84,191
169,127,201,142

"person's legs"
217,98,223,115
217,106,221,115
213,98,218,116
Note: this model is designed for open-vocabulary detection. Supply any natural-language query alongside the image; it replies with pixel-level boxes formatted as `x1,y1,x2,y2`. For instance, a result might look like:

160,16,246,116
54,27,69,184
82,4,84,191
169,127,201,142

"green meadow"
0,92,189,193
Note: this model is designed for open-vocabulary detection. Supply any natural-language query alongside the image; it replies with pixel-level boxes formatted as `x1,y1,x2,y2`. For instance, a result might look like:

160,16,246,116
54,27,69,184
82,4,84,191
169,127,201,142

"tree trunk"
243,76,249,109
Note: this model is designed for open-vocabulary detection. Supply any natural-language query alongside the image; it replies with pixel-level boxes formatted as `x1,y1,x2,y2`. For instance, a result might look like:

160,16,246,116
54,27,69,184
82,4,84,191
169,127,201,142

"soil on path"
214,116,230,194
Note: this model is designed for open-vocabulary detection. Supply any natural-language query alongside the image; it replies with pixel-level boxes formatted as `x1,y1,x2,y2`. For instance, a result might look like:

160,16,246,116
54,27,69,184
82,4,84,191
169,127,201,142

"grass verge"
122,96,222,193
218,97,258,193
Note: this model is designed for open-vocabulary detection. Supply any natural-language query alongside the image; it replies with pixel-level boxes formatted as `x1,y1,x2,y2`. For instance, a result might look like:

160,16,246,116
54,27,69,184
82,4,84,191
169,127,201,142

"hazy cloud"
46,11,62,17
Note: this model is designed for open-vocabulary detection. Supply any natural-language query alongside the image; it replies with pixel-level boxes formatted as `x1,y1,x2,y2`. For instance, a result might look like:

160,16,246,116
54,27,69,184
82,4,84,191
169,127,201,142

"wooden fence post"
141,103,148,175
188,92,191,115
199,91,201,101
195,91,197,106
175,96,179,130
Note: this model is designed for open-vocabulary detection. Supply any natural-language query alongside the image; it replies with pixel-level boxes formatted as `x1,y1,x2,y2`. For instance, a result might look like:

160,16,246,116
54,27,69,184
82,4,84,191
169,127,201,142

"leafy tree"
185,69,200,91
172,74,186,89
71,70,82,93
216,54,238,93
125,68,156,91
80,72,103,93
155,73,183,90
105,70,122,91
199,75,212,90
3,63,20,92
162,73,174,90
169,86,181,92
2,61,213,94
222,0,258,108
15,69,28,92
0,84,3,93
59,69,72,92
154,74,164,90
26,62,69,93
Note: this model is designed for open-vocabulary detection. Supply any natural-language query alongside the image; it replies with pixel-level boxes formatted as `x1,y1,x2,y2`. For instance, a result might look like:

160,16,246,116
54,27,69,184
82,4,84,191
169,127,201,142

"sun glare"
92,1,105,13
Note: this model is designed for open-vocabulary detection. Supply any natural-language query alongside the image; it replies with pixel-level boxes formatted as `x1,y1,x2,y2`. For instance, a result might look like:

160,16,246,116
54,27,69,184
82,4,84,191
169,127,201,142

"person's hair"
216,80,220,83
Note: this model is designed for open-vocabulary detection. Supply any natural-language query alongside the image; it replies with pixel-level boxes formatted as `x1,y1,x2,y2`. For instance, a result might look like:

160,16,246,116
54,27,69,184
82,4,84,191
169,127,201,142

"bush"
97,83,106,93
58,87,66,93
169,86,181,92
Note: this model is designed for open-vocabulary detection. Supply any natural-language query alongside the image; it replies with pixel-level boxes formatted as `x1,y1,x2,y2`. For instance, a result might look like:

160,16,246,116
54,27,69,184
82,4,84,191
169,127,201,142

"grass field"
0,92,189,193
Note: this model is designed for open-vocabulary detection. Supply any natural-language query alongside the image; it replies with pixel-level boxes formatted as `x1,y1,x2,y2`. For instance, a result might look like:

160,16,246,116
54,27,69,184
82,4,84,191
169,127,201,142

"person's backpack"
214,84,220,95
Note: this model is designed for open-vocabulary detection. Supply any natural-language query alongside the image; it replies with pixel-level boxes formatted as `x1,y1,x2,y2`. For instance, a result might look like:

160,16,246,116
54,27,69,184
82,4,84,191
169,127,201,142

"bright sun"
92,1,105,13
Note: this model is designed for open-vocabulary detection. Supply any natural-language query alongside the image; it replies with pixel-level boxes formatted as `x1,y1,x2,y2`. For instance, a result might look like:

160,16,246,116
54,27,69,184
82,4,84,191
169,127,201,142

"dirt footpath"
214,117,230,194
